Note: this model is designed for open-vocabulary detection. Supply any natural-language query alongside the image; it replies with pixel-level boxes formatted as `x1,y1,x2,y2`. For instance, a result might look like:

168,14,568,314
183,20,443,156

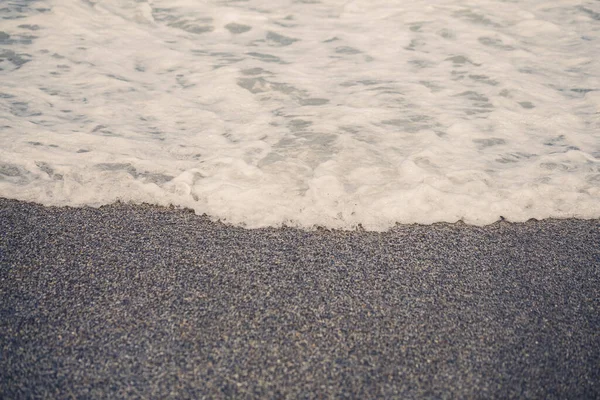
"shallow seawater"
1,0,599,230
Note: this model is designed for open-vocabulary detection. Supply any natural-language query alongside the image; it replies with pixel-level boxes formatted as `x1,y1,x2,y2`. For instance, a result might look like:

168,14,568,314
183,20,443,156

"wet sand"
1,198,599,398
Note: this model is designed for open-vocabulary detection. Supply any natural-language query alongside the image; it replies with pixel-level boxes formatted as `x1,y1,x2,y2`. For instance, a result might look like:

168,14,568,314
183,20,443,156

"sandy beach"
1,197,599,398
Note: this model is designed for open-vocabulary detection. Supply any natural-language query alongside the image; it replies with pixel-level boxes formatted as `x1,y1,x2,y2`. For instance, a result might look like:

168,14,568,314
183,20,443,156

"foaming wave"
0,0,599,230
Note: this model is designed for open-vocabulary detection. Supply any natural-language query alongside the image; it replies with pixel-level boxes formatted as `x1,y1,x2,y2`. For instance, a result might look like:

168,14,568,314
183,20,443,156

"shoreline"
1,197,599,398
1,197,599,231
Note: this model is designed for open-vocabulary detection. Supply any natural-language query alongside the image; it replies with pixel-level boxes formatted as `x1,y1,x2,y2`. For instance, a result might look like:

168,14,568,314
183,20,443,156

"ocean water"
1,0,599,230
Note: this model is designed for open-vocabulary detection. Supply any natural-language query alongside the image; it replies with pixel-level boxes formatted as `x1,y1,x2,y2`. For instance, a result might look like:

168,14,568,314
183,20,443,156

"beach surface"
1,197,599,398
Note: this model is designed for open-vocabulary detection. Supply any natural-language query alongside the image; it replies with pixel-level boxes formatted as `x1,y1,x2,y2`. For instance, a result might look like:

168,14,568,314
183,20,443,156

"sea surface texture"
1,0,599,230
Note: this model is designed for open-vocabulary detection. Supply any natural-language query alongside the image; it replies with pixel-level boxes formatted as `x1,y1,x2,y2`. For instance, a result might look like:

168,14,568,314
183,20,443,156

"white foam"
1,0,599,230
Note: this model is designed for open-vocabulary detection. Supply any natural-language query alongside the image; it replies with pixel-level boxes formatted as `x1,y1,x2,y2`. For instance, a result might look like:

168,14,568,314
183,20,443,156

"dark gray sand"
1,198,599,399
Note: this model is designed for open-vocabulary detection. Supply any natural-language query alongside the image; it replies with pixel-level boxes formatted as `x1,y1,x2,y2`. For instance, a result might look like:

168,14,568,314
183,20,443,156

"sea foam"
1,0,599,230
